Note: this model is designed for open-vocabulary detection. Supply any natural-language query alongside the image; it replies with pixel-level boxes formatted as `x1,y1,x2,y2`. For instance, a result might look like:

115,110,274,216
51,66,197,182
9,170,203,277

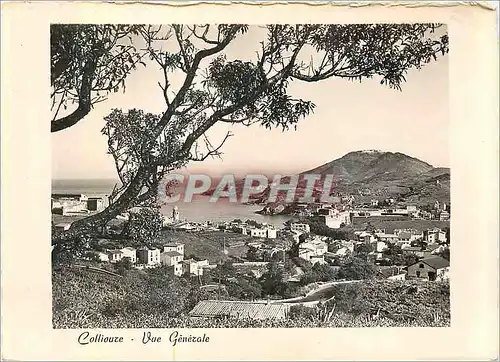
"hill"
272,151,448,205
202,150,450,206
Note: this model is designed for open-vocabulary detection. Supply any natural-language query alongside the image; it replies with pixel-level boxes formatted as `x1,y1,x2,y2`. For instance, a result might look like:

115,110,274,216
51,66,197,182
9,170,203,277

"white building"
310,255,327,265
107,249,123,263
120,247,137,263
182,259,205,276
172,206,180,222
319,210,351,229
137,248,161,266
163,242,185,255
375,232,399,244
266,227,278,239
161,250,184,266
423,228,447,243
290,223,310,234
250,228,267,238
96,252,109,262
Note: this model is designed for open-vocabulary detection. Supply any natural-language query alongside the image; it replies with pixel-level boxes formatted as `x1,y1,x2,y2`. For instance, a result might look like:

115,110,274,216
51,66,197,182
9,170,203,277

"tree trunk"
51,166,151,245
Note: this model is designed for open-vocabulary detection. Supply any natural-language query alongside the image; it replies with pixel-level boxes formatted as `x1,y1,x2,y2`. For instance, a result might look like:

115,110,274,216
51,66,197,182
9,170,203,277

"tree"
120,207,163,244
114,257,133,276
260,261,285,296
382,243,404,266
300,262,336,285
51,24,145,132
226,275,263,300
246,246,261,261
215,260,237,281
337,257,377,280
354,243,373,259
404,254,420,267
443,226,450,244
52,24,449,246
438,247,450,261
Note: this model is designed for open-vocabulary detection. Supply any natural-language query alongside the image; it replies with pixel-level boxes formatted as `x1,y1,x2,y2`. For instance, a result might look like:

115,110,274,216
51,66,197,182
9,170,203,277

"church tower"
172,205,180,222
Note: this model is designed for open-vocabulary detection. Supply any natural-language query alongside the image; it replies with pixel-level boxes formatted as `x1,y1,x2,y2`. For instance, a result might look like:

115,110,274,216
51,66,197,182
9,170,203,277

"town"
52,191,451,326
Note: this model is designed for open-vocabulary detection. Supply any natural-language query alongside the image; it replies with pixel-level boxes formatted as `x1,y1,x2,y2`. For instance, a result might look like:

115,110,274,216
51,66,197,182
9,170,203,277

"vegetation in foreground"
52,265,450,329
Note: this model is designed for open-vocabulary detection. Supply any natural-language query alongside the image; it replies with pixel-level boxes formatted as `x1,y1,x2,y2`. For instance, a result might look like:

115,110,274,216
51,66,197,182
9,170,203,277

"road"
280,280,361,305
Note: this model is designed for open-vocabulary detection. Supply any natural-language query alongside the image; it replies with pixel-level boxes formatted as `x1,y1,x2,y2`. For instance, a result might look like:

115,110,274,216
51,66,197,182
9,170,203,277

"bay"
51,179,291,228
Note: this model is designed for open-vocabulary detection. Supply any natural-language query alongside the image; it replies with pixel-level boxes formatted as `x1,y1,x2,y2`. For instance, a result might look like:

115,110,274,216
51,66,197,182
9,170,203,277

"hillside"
202,150,450,206
52,265,449,328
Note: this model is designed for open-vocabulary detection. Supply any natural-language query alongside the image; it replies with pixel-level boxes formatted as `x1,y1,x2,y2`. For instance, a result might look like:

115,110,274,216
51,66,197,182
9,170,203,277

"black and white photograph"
50,23,453,329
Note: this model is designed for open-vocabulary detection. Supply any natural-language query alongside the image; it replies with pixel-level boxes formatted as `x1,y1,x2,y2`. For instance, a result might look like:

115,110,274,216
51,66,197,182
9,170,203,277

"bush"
289,305,317,321
337,257,377,280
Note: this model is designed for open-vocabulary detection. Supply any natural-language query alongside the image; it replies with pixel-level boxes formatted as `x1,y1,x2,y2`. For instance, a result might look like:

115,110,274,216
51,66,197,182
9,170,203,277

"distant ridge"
201,150,450,206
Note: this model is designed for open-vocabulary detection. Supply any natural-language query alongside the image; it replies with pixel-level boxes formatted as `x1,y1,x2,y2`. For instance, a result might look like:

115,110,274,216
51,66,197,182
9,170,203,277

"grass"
158,230,253,263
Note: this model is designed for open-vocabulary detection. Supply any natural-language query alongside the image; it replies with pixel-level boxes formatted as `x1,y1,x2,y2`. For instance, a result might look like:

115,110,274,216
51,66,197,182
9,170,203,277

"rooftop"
163,251,183,257
189,300,290,321
418,256,450,270
164,242,184,247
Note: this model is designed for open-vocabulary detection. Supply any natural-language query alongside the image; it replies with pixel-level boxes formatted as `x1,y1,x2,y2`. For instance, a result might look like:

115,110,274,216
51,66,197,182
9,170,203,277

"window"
419,263,425,268
416,271,421,277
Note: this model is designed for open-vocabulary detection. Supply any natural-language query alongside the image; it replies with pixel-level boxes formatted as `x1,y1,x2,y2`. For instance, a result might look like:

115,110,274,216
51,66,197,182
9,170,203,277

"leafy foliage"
337,257,378,280
51,24,144,132
121,207,163,244
225,276,263,301
299,263,336,285
327,279,450,323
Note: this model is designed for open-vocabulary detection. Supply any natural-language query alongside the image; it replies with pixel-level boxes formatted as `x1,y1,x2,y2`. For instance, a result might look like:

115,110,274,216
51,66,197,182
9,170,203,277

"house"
319,210,351,229
438,210,450,221
355,231,376,244
395,229,423,243
137,248,161,266
120,247,137,263
310,255,327,265
182,259,204,276
266,227,278,239
406,205,418,214
423,228,447,243
163,242,185,255
298,248,315,262
377,266,406,280
375,232,399,243
407,256,450,281
107,249,123,263
371,241,388,253
290,223,310,234
96,252,109,262
250,227,267,238
160,250,184,267
402,246,426,258
51,193,107,215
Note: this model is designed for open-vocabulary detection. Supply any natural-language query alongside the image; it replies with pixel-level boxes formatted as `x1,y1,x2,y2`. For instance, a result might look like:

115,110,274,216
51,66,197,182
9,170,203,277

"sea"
52,179,291,227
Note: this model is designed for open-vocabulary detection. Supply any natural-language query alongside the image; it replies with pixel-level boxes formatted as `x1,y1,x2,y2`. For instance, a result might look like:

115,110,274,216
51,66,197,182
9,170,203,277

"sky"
52,25,449,180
